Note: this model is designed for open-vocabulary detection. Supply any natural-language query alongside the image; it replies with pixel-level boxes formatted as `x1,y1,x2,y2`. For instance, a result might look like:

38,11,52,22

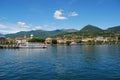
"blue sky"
0,0,120,34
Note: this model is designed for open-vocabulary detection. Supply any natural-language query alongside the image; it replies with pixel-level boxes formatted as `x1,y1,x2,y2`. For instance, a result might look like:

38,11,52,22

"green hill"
107,26,120,32
54,25,120,38
105,25,120,37
79,25,103,37
4,25,120,39
5,29,77,39
80,25,102,32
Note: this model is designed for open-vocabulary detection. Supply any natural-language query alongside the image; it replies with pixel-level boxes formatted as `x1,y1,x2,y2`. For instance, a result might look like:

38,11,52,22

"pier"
0,45,19,49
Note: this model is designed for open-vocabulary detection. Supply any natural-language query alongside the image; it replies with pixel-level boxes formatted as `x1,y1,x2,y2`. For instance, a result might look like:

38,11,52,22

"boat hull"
19,42,47,48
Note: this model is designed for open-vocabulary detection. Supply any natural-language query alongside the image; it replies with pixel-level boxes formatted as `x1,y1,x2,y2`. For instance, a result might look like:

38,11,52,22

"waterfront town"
1,0,120,80
0,33,120,48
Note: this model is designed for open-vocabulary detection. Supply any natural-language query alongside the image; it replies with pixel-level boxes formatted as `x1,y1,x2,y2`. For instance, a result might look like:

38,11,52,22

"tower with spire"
24,35,26,38
30,34,33,39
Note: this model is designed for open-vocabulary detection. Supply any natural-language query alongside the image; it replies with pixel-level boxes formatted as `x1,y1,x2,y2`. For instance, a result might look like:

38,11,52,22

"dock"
0,45,19,49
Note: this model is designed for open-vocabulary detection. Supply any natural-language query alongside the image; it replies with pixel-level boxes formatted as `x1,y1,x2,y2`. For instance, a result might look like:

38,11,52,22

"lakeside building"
6,38,16,43
82,38,94,42
56,37,65,44
15,38,30,44
45,37,52,44
94,37,108,42
55,37,78,44
107,37,119,41
2,33,119,45
15,34,33,44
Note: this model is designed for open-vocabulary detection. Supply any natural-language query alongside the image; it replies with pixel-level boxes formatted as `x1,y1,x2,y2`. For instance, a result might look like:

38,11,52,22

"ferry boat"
19,42,47,48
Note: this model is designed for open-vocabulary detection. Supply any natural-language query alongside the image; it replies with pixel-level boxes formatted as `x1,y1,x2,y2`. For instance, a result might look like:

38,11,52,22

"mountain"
55,25,120,38
5,29,77,39
62,29,78,32
0,33,4,37
80,25,103,33
4,25,120,39
107,26,120,32
5,30,47,38
54,25,104,38
78,25,103,37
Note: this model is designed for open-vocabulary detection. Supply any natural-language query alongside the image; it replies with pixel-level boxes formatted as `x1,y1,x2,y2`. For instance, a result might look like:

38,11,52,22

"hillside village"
0,25,120,46
0,34,120,46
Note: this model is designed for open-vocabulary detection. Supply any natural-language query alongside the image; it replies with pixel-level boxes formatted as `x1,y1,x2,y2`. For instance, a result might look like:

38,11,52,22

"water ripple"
0,45,120,80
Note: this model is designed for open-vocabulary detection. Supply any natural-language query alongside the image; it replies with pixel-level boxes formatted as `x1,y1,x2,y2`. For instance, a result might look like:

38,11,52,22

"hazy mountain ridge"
54,25,120,38
3,25,120,38
5,29,77,38
0,33,4,37
107,26,120,32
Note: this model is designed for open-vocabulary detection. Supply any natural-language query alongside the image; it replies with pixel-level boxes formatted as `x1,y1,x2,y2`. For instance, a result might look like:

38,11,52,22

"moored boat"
19,42,47,48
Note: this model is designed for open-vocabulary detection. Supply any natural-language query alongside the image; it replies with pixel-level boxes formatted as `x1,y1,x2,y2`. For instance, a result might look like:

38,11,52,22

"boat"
19,42,47,48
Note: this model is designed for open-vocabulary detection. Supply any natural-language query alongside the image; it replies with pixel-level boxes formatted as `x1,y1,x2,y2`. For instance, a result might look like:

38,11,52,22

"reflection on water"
0,45,120,80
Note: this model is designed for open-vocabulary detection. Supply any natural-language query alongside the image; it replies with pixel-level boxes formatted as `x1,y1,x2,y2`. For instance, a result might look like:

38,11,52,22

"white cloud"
0,24,7,28
0,23,31,34
0,29,22,34
69,12,78,16
54,10,67,20
17,22,25,26
47,27,57,31
43,24,48,28
33,25,43,30
17,22,30,28
54,10,78,20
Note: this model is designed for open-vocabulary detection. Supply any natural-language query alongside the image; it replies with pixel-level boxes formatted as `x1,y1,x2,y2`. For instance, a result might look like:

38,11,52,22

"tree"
52,39,57,44
66,41,71,45
28,38,45,43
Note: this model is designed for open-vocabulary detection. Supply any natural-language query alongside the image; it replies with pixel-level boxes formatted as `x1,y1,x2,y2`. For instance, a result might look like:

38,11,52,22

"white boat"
19,42,47,48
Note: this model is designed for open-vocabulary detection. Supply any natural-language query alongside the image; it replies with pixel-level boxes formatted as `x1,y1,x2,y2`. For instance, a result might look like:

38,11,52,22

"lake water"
0,45,120,80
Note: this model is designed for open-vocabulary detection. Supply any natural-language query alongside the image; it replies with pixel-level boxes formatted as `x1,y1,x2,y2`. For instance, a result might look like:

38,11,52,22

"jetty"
0,45,19,49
